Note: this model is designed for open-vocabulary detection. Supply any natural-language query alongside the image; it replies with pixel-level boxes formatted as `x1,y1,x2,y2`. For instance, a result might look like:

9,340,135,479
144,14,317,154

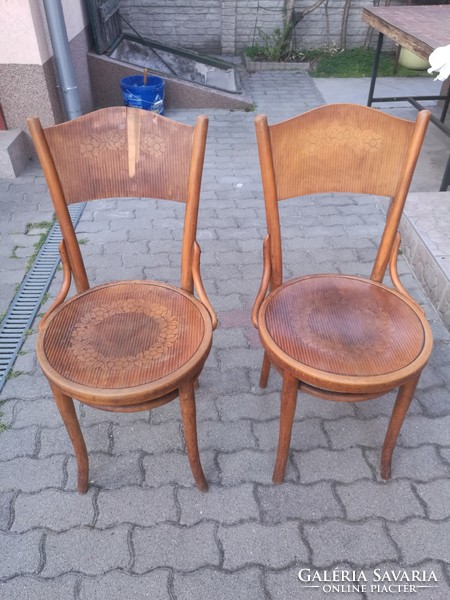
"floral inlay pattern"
70,299,179,370
80,130,125,158
80,131,166,159
291,288,394,359
302,126,382,155
140,134,166,157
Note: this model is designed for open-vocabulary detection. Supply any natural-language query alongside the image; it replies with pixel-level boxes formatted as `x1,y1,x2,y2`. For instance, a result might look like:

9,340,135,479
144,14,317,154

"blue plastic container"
120,75,165,114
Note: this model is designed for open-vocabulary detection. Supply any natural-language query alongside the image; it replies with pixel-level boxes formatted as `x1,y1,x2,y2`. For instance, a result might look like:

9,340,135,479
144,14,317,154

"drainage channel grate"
0,204,86,393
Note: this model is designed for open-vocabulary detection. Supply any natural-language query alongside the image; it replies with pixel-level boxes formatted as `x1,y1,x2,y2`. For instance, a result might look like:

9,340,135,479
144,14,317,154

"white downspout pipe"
42,0,82,120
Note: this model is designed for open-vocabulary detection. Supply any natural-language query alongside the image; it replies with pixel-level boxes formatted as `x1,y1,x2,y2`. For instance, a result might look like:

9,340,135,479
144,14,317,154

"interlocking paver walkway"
0,71,449,599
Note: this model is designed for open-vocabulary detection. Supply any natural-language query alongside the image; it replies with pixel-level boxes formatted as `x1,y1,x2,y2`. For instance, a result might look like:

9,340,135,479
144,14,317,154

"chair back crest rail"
27,108,208,295
254,104,430,289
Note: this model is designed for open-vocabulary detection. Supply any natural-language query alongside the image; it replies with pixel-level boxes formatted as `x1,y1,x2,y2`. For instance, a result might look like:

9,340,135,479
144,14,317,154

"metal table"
363,5,450,190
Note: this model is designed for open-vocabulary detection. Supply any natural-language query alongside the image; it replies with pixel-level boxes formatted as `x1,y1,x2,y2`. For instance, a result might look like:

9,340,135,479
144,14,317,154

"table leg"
440,154,450,192
368,32,384,107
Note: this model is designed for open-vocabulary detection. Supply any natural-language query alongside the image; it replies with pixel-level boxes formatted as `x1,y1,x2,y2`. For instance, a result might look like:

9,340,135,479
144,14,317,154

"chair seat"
258,274,432,394
37,280,213,405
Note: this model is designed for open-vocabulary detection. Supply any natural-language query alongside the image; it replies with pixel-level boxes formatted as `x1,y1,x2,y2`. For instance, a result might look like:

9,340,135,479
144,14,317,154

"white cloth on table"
428,44,450,81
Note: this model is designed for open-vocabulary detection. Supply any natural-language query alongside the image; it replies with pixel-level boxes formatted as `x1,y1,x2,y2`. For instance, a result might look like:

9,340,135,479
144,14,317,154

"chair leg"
381,374,420,480
259,351,271,388
50,383,89,494
273,371,298,484
179,381,208,492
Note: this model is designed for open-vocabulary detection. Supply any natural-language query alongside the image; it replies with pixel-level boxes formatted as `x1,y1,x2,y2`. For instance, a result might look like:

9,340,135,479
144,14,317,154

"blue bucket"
120,75,165,114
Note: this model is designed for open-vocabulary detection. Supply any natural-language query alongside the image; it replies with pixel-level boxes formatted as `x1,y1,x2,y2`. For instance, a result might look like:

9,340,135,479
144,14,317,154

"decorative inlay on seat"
70,299,179,370
42,281,207,390
264,276,425,377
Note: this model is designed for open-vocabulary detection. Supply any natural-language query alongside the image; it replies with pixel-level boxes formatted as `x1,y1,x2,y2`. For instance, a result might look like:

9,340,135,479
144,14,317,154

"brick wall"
119,0,383,54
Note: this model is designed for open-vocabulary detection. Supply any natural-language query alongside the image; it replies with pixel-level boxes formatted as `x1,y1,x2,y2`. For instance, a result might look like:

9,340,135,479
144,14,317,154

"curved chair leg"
381,373,420,480
259,352,272,388
50,383,89,494
179,381,208,492
273,371,298,484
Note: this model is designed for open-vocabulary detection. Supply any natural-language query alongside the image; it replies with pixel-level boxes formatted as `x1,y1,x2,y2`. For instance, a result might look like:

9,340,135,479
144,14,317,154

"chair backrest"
254,103,430,289
28,107,208,294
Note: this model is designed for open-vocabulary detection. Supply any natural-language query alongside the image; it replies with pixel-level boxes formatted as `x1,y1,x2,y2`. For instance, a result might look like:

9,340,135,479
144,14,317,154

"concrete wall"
0,0,94,131
119,0,380,55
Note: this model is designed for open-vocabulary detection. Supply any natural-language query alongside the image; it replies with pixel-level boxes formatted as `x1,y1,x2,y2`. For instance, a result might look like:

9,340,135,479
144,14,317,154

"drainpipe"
42,0,82,120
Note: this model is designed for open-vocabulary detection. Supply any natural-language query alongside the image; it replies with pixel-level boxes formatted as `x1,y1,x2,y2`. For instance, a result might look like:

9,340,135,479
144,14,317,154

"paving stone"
1,456,65,492
213,327,248,349
66,453,143,491
133,522,220,571
0,574,77,600
1,374,51,400
257,481,343,523
198,420,255,451
388,520,450,564
305,520,398,567
178,483,259,525
399,415,450,446
12,397,63,428
216,391,280,421
0,426,37,460
150,394,218,423
336,480,424,521
112,421,183,454
366,446,450,482
219,449,297,485
416,386,450,417
0,530,42,578
199,368,251,397
96,486,177,527
324,416,390,449
217,347,264,370
0,491,14,530
414,479,450,519
219,521,308,569
11,489,95,532
295,394,356,419
42,525,130,576
173,567,264,600
293,448,373,484
254,418,328,451
39,423,110,457
79,570,170,600
78,404,149,426
143,450,219,487
353,392,405,418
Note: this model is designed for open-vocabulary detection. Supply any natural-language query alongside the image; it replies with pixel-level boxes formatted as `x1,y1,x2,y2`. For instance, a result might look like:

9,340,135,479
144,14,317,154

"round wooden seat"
37,281,213,406
259,275,432,394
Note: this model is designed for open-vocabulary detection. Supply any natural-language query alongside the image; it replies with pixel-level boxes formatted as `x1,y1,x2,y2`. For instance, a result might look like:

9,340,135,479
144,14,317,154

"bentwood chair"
252,104,432,483
28,107,216,493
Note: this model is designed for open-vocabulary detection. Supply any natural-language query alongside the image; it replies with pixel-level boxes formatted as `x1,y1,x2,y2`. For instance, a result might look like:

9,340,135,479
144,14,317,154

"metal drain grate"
0,203,86,392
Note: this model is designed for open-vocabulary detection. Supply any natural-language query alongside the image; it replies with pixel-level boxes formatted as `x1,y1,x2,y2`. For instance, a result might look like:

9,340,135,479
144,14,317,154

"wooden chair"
28,107,216,493
252,104,432,483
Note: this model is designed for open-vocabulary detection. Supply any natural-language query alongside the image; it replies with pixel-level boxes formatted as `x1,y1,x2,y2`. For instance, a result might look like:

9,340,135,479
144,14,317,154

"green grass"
309,48,432,78
245,44,433,79
0,401,8,433
25,220,53,233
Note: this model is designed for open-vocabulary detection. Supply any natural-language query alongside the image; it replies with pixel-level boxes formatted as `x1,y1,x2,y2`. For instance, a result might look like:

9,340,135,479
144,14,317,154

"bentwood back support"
252,104,432,483
28,107,216,493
